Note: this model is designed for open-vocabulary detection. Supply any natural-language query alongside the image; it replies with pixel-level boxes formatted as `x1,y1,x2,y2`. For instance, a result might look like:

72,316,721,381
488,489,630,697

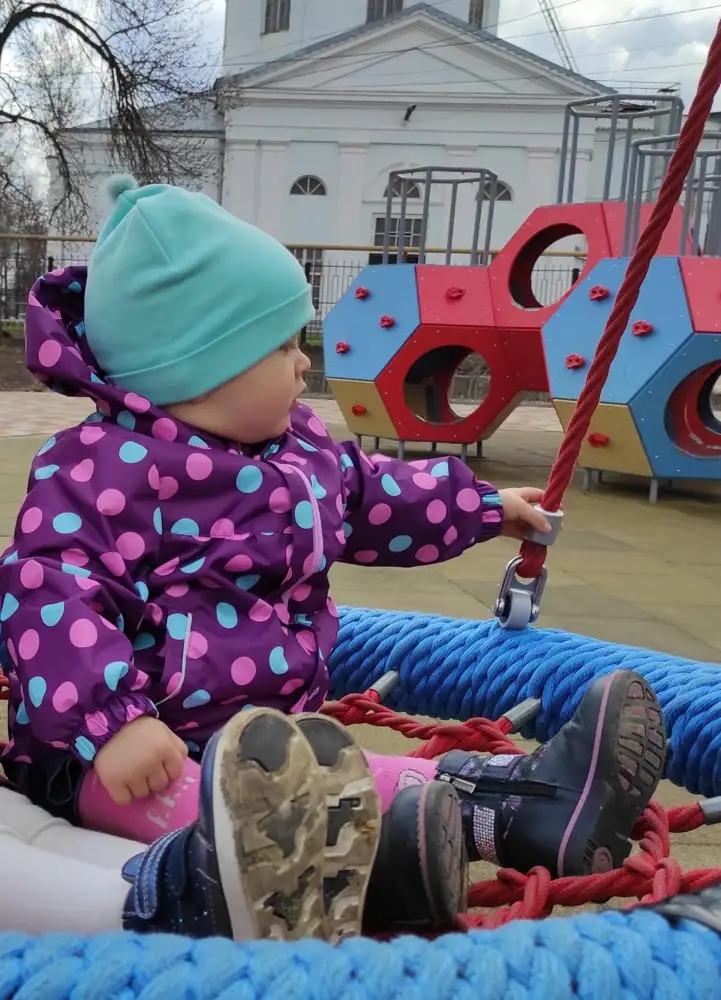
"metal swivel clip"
493,508,564,631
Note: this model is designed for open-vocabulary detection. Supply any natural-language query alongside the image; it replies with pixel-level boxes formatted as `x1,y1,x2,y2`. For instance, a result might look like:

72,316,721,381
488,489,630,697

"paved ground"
0,392,719,913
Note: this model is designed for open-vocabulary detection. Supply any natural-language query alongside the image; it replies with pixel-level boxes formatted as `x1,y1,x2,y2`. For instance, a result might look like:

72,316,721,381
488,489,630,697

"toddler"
0,177,667,940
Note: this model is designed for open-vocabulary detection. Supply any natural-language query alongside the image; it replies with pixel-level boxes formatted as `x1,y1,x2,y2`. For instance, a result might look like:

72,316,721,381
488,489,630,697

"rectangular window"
290,247,323,335
366,0,403,24
263,0,290,34
469,0,484,28
371,216,422,263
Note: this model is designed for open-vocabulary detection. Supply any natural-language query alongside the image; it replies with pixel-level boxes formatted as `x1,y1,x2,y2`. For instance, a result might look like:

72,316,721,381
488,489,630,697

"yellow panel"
328,378,399,439
553,400,652,477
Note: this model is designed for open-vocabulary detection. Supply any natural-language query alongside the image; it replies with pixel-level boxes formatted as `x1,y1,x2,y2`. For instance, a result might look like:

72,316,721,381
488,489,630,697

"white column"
335,144,367,245
222,140,260,224
257,141,289,239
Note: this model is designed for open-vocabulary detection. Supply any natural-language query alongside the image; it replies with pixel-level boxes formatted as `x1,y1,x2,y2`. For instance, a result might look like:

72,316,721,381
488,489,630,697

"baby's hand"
498,487,551,541
94,716,188,805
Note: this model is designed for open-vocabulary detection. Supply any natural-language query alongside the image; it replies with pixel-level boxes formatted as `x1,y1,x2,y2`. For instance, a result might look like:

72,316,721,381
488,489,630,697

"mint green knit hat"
84,176,315,405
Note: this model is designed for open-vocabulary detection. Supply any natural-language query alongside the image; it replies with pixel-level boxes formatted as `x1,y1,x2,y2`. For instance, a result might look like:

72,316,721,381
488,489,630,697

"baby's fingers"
523,503,552,534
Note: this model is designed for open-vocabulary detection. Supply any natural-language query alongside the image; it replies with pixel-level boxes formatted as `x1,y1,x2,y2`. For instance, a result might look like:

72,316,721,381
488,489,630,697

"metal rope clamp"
493,508,564,631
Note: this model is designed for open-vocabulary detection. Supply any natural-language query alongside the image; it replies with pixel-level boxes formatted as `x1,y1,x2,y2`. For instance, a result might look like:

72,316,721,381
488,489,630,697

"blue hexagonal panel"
630,333,721,479
323,265,420,382
543,258,695,404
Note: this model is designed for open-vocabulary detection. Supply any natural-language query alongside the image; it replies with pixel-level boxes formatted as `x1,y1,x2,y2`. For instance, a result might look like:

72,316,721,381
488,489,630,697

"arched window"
290,175,327,196
384,177,422,199
480,178,513,202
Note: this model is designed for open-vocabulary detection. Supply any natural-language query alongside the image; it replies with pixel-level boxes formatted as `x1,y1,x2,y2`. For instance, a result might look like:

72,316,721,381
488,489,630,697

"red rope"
517,17,721,580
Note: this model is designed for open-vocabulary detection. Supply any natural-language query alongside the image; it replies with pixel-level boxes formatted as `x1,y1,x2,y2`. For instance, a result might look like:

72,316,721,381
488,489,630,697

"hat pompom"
105,174,138,203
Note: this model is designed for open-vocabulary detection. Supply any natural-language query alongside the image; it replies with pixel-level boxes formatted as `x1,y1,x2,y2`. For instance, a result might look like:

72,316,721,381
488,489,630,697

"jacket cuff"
71,694,158,762
475,485,504,542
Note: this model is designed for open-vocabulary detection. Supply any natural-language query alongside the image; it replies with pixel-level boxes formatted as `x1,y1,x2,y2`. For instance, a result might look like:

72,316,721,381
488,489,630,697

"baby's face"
168,337,311,444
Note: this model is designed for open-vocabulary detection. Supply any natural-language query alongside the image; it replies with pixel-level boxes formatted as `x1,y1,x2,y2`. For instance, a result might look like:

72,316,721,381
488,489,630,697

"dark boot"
123,708,329,941
297,714,466,934
436,670,667,878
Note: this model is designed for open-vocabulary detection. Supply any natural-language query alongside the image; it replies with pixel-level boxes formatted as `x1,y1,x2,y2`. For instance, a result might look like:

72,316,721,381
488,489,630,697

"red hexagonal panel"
415,265,495,327
603,202,698,258
679,257,721,333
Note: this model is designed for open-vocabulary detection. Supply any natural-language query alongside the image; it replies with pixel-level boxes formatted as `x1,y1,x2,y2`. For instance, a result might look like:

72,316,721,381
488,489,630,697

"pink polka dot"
456,488,481,513
186,453,213,481
231,657,257,686
152,417,178,441
297,631,317,654
444,526,458,545
69,619,98,648
18,629,39,659
147,465,160,490
269,487,291,513
303,553,321,576
131,670,149,691
281,453,307,466
416,545,440,564
187,631,208,659
70,458,94,483
292,584,311,602
368,503,392,526
116,532,145,560
274,603,291,625
336,530,346,545
306,415,328,437
147,603,163,625
159,477,179,500
100,551,126,577
327,598,339,618
75,576,98,591
125,393,151,413
79,425,105,445
96,489,126,516
409,460,428,470
21,507,43,533
280,677,305,696
336,494,345,516
426,499,447,524
249,600,272,622
165,672,182,697
155,557,179,577
85,710,109,737
225,553,253,572
53,681,79,713
126,704,145,723
165,583,189,598
99,616,117,630
13,754,32,763
6,639,16,664
371,453,392,464
20,560,44,590
354,550,378,564
485,509,502,525
62,549,88,567
413,473,437,491
211,519,234,537
38,340,62,368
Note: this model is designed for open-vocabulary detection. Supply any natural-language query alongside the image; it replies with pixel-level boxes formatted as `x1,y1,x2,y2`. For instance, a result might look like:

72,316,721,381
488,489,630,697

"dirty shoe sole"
556,671,667,877
214,708,327,941
296,714,381,942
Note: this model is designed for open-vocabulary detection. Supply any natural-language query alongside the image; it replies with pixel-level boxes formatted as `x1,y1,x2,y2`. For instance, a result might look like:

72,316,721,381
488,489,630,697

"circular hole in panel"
664,362,721,457
508,224,585,310
403,347,490,425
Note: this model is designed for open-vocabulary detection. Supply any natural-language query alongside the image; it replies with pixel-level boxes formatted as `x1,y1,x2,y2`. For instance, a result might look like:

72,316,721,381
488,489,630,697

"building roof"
221,1,615,95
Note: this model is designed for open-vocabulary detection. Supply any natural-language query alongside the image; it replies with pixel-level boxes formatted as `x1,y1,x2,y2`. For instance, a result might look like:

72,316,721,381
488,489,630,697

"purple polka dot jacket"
0,267,504,768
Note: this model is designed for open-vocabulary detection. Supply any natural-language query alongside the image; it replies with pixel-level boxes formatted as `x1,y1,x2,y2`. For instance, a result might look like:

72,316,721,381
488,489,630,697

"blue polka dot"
264,444,280,459
85,412,104,424
74,736,96,760
119,442,148,464
236,574,260,590
236,466,263,493
37,436,56,456
294,501,314,529
28,677,46,708
40,602,64,627
62,563,90,578
3,551,18,564
153,509,163,535
389,535,413,553
116,614,125,632
183,689,211,709
167,613,189,641
188,435,209,449
217,602,238,629
90,373,104,384
298,440,317,453
133,633,155,650
269,647,289,674
294,614,312,626
311,475,327,499
104,661,129,691
181,557,205,575
67,281,82,293
15,702,29,725
172,518,199,535
53,512,82,535
340,454,355,471
343,522,353,538
34,464,59,480
135,581,149,601
0,594,19,621
75,322,85,336
432,461,450,478
381,474,401,497
318,555,327,572
184,740,201,754
241,704,256,712
117,410,136,431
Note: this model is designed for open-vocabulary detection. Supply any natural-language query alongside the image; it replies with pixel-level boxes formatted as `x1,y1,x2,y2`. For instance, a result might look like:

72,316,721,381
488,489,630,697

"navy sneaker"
437,670,667,878
122,708,328,941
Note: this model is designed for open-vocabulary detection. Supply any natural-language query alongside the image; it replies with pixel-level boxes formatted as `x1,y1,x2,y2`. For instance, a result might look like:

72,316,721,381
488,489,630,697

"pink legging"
79,751,439,844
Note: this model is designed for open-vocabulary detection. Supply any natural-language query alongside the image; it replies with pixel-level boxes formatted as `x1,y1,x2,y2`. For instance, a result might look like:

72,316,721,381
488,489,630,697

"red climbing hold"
355,287,370,300
351,404,368,417
632,320,654,337
446,287,466,300
336,341,351,354
380,315,396,329
589,285,611,301
588,433,610,447
565,354,586,370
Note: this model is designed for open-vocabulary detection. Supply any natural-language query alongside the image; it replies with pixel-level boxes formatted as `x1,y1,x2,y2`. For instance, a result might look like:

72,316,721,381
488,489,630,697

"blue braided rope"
1,911,719,1000
329,609,721,798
